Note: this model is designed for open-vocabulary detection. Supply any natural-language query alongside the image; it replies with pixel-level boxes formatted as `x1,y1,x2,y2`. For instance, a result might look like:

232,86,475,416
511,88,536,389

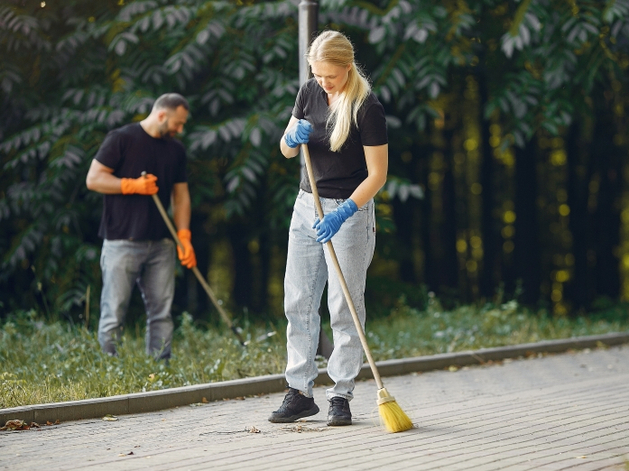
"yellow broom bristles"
377,388,413,433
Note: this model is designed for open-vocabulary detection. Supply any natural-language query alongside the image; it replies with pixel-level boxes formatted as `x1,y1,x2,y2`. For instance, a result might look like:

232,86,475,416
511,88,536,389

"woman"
268,30,388,426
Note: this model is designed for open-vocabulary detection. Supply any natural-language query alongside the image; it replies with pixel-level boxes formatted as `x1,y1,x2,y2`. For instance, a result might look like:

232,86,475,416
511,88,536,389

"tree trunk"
592,105,622,300
191,211,211,315
478,71,497,299
514,139,541,305
257,229,271,314
392,192,417,284
420,143,437,292
227,221,253,309
441,141,459,292
566,120,593,311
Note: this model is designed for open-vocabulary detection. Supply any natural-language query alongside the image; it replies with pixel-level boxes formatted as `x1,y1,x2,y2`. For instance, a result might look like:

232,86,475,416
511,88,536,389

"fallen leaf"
448,365,459,372
103,415,118,421
247,426,260,433
1,419,30,431
202,397,208,403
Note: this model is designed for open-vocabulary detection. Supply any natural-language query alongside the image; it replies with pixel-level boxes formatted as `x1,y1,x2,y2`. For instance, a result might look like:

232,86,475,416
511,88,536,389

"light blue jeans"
284,190,375,401
98,238,175,360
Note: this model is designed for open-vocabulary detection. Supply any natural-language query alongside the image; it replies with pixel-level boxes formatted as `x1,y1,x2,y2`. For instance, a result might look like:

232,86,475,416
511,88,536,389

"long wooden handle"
301,144,384,389
145,176,245,345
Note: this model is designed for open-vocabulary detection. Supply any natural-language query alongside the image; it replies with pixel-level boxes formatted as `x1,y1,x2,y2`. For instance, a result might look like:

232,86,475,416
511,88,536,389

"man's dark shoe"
268,388,320,423
327,396,352,426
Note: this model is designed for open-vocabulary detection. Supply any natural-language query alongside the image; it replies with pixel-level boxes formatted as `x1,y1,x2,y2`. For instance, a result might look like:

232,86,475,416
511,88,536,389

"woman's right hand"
284,119,313,148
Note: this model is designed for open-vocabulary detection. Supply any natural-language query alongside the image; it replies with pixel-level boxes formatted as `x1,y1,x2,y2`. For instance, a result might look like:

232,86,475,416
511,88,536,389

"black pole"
298,0,332,358
298,0,318,86
298,0,318,169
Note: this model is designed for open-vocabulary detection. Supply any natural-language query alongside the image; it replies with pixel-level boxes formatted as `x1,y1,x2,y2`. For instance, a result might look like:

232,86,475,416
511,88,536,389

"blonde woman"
269,30,388,426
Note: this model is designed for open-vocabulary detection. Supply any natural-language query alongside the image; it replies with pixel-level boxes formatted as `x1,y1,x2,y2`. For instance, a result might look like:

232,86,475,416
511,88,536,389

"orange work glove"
176,229,197,268
120,174,158,195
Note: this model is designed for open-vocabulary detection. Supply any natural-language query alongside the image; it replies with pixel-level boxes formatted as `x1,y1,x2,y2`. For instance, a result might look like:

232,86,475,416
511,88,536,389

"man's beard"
158,121,175,139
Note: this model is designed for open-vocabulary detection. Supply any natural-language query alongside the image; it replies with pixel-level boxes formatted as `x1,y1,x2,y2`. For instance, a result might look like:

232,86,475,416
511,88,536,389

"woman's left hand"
313,199,358,243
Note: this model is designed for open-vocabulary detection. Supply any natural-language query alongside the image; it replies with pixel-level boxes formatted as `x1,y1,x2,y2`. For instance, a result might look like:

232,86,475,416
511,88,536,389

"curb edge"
2,332,628,424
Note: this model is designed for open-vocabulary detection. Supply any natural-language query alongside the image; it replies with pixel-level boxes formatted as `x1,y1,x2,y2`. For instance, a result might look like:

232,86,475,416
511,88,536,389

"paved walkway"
2,344,629,470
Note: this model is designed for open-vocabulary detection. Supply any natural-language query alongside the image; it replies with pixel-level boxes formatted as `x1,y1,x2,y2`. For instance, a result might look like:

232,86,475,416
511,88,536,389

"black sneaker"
268,388,320,423
327,396,352,426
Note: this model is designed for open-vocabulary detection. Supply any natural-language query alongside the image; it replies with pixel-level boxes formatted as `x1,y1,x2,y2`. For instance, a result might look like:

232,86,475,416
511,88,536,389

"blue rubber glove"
284,119,313,148
313,199,358,243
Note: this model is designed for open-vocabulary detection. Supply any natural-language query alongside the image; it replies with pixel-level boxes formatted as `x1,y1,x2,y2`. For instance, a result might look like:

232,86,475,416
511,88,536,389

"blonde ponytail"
306,31,371,152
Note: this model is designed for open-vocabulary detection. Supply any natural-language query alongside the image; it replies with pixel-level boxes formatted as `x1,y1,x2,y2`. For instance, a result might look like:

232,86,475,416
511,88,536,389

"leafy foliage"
1,0,628,319
0,0,302,318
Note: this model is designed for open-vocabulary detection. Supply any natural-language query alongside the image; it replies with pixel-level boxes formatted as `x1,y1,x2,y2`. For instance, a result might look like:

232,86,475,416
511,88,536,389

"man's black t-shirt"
94,123,187,240
292,78,388,199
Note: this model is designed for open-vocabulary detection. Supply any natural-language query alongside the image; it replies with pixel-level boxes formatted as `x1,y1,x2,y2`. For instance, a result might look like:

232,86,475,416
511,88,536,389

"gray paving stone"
2,343,629,470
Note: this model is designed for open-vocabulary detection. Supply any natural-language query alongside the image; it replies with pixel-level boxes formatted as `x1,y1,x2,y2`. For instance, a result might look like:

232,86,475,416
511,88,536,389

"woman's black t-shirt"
292,78,388,199
94,123,187,240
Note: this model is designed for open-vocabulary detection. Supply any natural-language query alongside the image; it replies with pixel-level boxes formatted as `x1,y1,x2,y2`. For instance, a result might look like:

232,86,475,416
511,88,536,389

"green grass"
2,298,628,409
366,296,629,359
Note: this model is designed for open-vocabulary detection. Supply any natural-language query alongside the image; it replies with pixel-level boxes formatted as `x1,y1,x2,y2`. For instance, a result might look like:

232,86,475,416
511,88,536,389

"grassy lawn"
2,298,628,409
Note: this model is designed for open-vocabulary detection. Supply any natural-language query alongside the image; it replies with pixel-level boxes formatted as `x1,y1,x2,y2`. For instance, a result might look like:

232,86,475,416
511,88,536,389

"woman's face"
311,61,351,95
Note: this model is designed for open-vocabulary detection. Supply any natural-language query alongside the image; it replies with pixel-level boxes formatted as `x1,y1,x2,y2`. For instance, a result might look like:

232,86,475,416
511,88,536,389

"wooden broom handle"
142,172,245,345
301,144,384,390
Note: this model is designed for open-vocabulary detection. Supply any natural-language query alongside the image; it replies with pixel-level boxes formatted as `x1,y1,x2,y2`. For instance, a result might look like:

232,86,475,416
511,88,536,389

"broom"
301,144,413,433
142,172,246,346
